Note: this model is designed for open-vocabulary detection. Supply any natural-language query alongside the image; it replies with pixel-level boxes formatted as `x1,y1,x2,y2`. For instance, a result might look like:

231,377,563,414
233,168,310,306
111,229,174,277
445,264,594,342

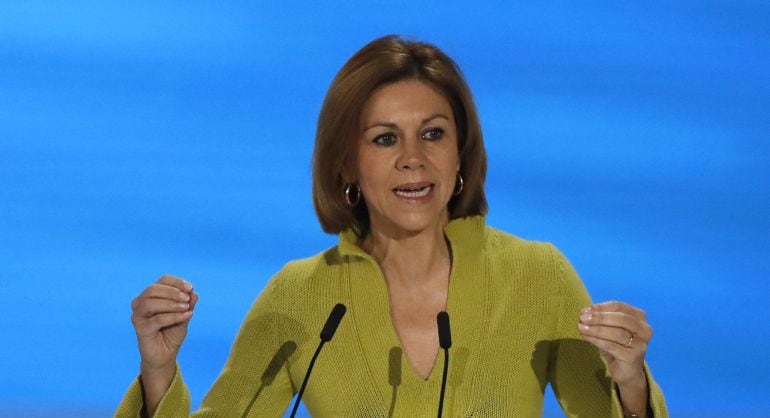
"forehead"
360,79,453,125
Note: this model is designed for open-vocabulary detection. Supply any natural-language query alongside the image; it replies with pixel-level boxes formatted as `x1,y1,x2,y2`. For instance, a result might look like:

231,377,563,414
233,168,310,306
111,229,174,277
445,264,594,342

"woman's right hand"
130,275,198,413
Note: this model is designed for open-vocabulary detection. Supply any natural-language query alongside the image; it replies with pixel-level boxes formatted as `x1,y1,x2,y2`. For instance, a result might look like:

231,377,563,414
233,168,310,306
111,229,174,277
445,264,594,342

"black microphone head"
437,311,452,349
320,303,347,342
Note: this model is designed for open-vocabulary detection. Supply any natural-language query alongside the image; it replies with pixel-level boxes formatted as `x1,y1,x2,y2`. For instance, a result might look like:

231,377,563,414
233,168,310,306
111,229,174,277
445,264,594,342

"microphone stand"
436,311,452,418
290,342,325,417
289,303,347,418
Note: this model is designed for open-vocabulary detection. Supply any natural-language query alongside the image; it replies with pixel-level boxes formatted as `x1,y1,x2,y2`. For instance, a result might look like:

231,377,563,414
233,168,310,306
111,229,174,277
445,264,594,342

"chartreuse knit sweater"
116,216,667,417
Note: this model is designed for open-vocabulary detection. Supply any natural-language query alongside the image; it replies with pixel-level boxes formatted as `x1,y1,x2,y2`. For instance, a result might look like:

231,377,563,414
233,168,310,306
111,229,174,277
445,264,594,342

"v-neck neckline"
338,216,489,404
372,255,452,383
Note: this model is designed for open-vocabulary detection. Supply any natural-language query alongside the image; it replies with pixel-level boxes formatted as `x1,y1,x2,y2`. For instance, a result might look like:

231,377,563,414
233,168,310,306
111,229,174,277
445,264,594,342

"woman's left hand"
577,300,652,386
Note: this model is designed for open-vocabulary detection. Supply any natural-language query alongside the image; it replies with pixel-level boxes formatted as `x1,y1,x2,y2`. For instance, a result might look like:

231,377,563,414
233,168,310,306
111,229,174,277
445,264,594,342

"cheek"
438,135,460,168
355,153,388,189
435,147,460,173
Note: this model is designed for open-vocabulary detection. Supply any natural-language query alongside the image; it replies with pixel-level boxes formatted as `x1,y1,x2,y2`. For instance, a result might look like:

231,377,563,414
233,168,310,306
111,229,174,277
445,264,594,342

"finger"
133,297,191,319
156,274,194,293
136,283,193,304
578,322,643,350
137,311,193,335
189,292,200,310
588,301,646,320
580,334,639,362
580,311,651,339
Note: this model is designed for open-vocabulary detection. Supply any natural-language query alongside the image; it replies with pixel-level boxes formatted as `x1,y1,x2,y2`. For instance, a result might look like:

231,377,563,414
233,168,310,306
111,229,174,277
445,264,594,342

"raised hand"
578,300,653,416
130,274,198,415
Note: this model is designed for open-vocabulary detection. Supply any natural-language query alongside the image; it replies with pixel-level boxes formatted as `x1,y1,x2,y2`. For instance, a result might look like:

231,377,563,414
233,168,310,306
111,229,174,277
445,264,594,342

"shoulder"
482,224,563,273
262,244,352,318
482,225,590,307
479,224,585,305
479,224,591,333
252,244,350,338
270,244,347,288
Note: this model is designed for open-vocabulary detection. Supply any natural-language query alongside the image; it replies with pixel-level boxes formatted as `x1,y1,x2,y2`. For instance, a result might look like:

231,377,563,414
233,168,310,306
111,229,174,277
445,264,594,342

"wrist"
139,362,176,417
141,358,176,376
616,369,649,418
615,368,647,391
140,363,176,393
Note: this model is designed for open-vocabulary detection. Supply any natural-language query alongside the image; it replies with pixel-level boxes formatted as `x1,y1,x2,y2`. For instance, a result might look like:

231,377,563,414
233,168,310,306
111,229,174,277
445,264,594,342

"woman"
117,35,667,417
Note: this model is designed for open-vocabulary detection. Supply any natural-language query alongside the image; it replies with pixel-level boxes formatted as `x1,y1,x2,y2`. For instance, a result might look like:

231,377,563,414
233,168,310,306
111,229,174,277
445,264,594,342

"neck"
361,219,452,288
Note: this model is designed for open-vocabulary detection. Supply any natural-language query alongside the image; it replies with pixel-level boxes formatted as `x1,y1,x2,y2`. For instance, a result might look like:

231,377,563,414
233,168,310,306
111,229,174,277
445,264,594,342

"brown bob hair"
312,35,488,235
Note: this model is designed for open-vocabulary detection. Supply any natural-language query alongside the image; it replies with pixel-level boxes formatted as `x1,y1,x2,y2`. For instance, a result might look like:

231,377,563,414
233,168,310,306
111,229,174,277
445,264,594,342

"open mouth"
393,184,433,198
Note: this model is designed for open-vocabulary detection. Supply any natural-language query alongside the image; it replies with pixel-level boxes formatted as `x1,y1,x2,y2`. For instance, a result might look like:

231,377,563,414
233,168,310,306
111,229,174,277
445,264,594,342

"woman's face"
354,79,459,238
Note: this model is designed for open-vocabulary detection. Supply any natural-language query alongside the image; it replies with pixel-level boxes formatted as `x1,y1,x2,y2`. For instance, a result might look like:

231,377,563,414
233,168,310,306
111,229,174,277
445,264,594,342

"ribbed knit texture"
115,216,667,417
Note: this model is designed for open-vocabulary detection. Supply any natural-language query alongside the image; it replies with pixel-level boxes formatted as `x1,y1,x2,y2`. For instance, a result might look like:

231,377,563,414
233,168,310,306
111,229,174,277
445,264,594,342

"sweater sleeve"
194,274,296,416
546,245,668,418
114,275,295,417
114,365,190,418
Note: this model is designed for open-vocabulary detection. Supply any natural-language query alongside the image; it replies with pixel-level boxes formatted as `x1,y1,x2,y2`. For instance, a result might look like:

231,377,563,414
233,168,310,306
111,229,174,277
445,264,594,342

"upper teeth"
395,186,431,198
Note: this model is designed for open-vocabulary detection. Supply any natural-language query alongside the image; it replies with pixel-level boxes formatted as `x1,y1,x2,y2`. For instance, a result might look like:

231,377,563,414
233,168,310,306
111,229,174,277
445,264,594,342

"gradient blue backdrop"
1,1,769,417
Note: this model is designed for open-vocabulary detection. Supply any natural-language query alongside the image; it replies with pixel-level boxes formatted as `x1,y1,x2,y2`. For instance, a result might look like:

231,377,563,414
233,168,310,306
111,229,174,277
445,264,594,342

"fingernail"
580,313,592,322
179,292,190,302
183,281,193,291
581,307,592,314
579,323,590,331
178,303,189,309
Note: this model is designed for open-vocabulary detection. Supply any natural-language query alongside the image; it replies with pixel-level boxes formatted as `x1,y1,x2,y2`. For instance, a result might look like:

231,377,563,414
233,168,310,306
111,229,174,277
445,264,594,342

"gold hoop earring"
453,173,464,196
344,183,361,207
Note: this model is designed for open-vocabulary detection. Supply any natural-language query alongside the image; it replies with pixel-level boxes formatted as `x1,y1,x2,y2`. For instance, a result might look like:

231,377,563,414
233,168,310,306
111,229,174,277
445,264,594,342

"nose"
396,137,425,170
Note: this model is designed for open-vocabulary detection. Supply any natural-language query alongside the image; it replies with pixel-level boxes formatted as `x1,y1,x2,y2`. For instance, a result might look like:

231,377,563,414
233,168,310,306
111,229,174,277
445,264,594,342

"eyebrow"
363,113,450,132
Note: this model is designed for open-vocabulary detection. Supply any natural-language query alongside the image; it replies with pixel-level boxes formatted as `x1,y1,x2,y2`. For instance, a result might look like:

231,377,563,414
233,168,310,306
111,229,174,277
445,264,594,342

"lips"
393,182,434,199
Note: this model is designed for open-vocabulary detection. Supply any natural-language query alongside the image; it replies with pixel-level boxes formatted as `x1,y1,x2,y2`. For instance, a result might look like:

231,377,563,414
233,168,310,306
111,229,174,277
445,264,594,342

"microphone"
320,303,346,342
290,303,347,418
437,311,452,350
436,311,452,418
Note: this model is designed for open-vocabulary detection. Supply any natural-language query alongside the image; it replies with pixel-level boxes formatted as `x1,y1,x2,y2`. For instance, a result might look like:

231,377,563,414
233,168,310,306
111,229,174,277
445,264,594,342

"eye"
372,132,397,146
422,127,445,140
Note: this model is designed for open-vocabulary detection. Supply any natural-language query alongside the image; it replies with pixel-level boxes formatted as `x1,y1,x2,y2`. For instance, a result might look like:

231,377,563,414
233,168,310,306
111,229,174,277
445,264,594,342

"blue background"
1,1,769,417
